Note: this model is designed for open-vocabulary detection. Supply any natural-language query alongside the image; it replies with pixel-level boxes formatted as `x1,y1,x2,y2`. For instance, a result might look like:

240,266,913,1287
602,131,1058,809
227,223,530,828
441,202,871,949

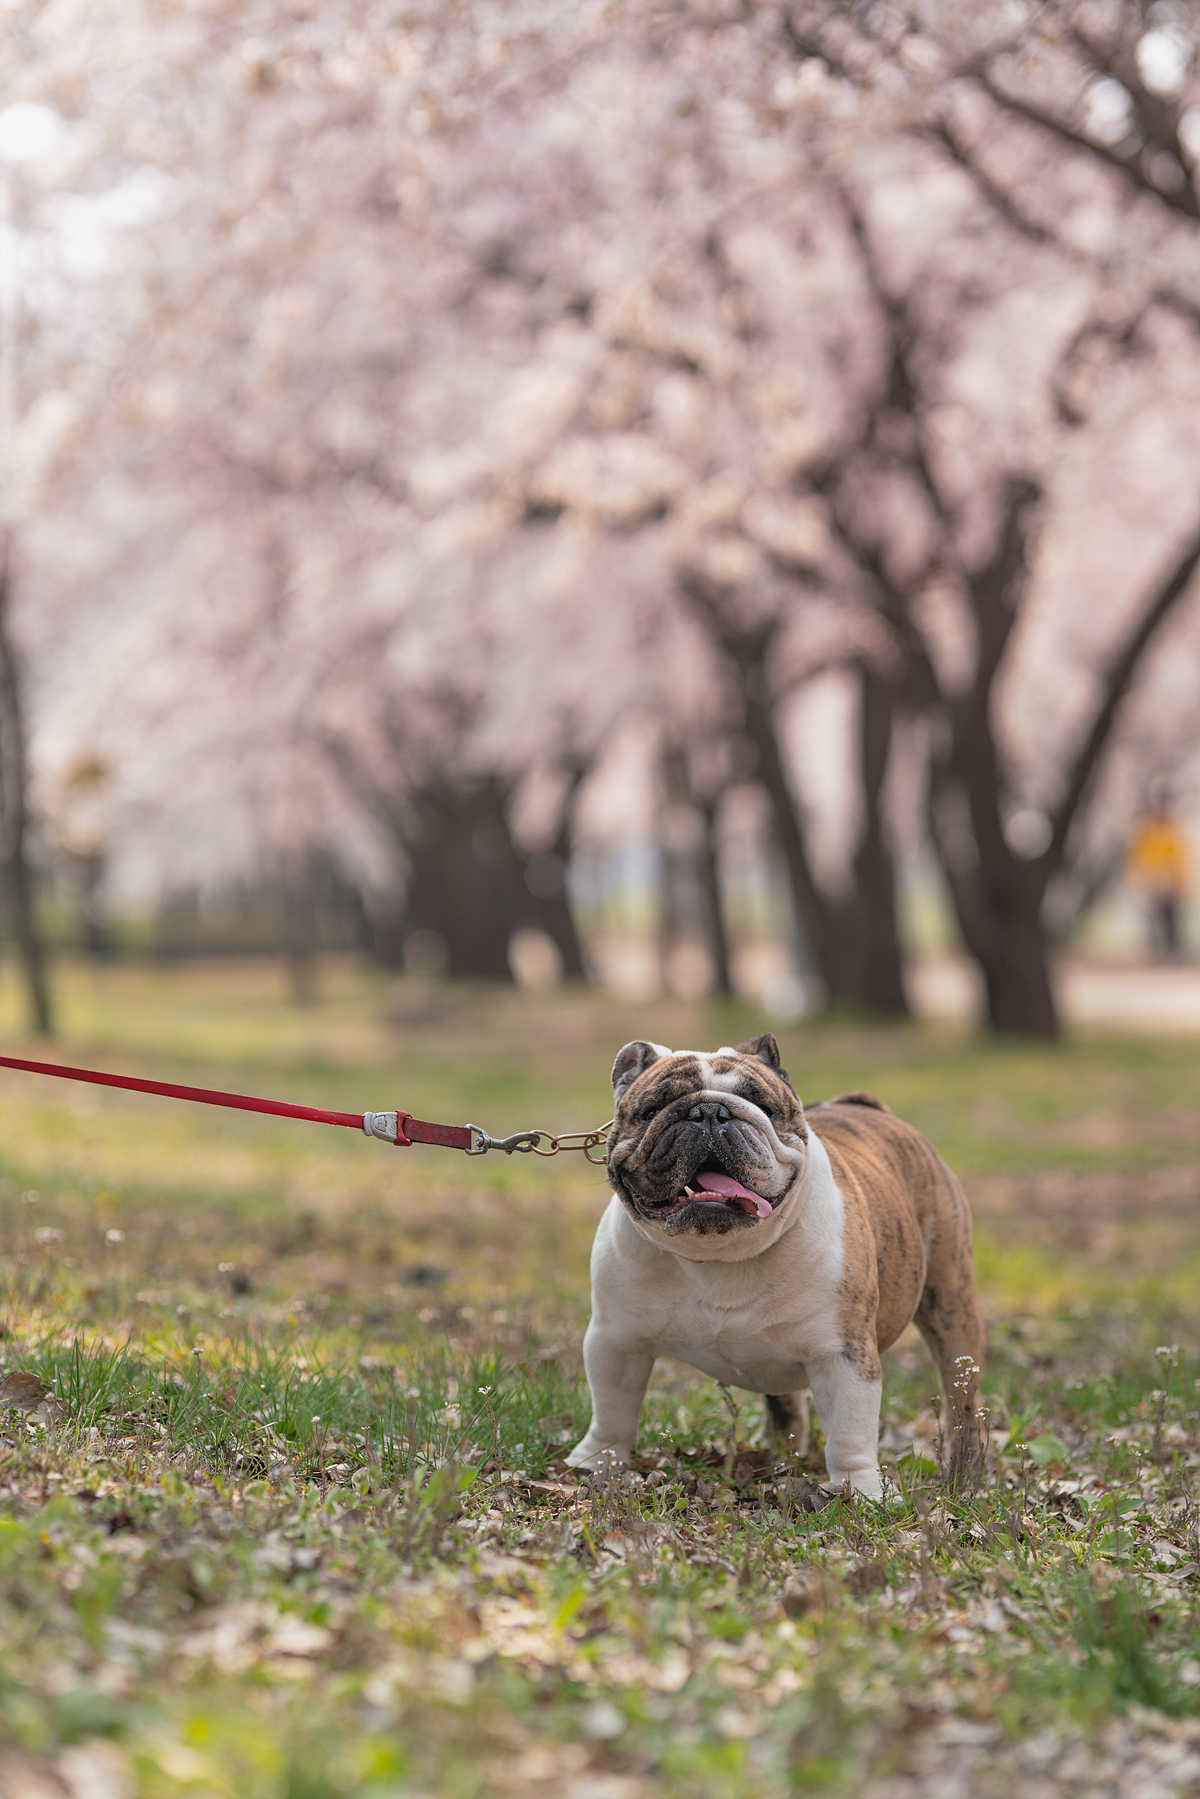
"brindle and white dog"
565,1033,985,1498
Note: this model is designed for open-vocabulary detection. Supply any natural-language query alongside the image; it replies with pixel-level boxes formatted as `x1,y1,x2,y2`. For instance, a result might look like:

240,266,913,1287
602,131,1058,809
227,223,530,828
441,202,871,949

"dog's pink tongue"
691,1172,772,1219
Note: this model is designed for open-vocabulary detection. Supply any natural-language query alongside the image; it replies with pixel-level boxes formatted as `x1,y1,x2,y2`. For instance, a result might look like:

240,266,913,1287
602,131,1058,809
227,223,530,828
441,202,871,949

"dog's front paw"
564,1440,629,1473
825,1467,887,1503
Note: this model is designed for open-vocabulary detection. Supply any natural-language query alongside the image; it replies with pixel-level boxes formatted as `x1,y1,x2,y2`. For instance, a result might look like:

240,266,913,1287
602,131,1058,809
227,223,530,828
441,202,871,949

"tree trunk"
525,847,588,980
679,575,910,1013
741,687,858,1004
697,794,733,995
743,669,910,1012
0,551,52,1036
399,779,522,979
851,663,909,1016
528,761,589,980
388,775,588,982
656,744,732,996
958,868,1057,1038
910,481,1061,1037
978,904,1058,1036
928,751,1059,1038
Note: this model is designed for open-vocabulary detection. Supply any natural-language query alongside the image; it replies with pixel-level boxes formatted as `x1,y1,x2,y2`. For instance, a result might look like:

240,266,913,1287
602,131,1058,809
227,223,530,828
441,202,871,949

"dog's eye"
638,1104,658,1122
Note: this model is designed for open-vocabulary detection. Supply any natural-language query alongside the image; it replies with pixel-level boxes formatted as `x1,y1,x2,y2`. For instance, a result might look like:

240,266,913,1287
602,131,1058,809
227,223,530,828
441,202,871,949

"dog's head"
605,1034,808,1257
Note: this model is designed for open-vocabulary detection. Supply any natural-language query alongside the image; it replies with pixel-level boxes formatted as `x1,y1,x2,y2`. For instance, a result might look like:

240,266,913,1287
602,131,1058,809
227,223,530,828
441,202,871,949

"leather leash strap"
0,1052,470,1149
396,1114,472,1150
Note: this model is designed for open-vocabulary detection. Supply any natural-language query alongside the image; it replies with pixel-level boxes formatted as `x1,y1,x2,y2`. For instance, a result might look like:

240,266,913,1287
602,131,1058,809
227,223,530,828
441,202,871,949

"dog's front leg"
564,1324,654,1470
806,1353,884,1500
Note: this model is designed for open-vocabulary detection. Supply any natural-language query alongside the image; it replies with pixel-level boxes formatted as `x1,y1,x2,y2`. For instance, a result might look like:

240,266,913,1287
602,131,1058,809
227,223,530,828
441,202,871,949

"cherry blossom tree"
3,0,1200,1032
780,0,1200,1033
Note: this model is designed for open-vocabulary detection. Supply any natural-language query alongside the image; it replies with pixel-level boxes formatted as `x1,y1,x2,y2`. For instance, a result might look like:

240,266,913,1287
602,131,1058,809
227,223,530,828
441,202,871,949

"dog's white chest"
652,1324,810,1395
591,1145,847,1396
650,1263,843,1392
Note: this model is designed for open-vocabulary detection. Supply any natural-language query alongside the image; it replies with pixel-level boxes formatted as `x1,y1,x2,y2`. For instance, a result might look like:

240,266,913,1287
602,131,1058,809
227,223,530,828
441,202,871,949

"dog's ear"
735,1032,795,1093
611,1041,666,1105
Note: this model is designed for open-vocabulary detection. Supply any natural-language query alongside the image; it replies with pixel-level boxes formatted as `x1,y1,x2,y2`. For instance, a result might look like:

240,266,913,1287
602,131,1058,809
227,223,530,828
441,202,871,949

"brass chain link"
525,1122,613,1162
465,1121,612,1159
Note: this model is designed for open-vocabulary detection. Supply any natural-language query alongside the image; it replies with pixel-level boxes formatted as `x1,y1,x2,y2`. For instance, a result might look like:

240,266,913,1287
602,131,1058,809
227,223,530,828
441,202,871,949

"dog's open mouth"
649,1157,773,1221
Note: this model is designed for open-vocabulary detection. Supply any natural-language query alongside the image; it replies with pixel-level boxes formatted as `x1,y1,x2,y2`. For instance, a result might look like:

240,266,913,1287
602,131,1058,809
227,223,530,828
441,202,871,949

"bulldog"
565,1033,985,1499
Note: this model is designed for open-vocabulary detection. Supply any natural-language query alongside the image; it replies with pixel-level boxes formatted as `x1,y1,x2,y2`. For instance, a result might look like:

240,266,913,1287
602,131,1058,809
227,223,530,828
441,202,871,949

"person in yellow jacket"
1127,804,1192,958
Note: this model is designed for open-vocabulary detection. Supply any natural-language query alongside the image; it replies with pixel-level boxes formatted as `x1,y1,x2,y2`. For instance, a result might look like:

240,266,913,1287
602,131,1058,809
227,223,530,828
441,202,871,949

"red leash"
0,1052,611,1160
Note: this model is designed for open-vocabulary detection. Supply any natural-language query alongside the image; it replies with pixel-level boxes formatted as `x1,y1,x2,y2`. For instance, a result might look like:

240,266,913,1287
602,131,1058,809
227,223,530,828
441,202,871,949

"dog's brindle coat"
565,1033,985,1497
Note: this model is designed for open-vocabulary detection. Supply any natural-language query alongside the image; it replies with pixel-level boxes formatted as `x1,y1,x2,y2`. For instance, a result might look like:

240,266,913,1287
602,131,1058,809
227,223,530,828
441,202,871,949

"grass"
2,955,1200,1795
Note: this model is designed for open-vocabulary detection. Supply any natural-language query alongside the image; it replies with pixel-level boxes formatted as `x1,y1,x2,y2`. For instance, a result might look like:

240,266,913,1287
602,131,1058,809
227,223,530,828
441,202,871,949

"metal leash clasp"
465,1125,542,1156
365,1112,612,1159
460,1115,611,1158
466,1121,612,1160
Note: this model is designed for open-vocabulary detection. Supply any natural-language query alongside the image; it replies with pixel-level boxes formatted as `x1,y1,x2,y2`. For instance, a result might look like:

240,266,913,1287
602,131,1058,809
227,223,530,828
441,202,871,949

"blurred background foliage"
0,0,1198,1038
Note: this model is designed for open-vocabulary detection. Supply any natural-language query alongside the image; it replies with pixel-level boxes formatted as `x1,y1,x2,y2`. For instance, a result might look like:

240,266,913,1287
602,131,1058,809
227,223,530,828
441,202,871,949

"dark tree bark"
328,732,589,982
533,762,590,981
828,182,1200,1036
738,656,859,1005
681,578,910,1015
696,791,733,996
656,748,697,990
934,482,1058,1036
657,743,733,996
852,662,908,1016
928,501,1200,1036
788,6,1200,1033
0,548,52,1036
398,777,526,979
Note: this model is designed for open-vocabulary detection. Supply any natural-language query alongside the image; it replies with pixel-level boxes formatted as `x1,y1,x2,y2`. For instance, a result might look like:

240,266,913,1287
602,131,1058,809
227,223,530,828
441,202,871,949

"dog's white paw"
826,1468,886,1503
564,1441,628,1473
857,1481,903,1509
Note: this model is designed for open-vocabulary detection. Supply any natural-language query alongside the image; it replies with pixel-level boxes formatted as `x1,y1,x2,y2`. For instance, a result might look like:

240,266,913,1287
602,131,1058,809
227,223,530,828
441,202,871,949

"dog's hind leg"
915,1298,986,1489
914,1180,987,1488
763,1388,809,1458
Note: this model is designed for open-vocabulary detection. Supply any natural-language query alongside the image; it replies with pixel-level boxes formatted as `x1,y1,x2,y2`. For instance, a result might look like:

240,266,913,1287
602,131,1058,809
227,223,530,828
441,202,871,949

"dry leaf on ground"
0,1374,67,1426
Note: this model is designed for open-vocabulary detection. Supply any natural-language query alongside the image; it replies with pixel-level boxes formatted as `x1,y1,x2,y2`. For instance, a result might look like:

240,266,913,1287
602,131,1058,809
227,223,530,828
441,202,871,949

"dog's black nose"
688,1102,731,1122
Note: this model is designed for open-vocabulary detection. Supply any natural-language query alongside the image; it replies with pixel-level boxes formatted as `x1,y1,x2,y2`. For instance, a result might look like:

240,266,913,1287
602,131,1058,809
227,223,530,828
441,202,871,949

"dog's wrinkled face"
606,1034,808,1242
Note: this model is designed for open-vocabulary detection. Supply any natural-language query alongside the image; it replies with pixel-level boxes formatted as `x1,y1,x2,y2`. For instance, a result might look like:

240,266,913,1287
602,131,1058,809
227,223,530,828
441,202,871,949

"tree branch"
678,569,834,966
1045,515,1200,868
964,478,1042,704
976,70,1200,223
1068,22,1196,208
924,749,992,965
835,187,956,536
924,120,1060,251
